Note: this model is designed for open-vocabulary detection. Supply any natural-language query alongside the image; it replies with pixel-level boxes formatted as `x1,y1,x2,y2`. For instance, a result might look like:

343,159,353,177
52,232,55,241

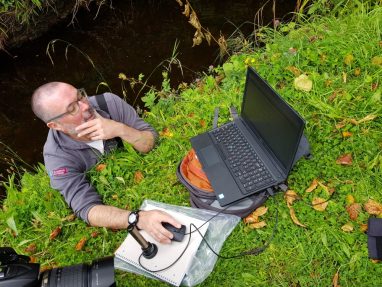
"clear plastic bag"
114,199,241,286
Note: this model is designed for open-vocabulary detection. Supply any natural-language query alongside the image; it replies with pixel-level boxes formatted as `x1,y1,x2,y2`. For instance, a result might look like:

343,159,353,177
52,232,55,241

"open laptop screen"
241,68,304,173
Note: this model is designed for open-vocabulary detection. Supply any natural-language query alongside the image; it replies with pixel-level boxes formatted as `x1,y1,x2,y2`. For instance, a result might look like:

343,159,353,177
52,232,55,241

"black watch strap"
127,210,140,230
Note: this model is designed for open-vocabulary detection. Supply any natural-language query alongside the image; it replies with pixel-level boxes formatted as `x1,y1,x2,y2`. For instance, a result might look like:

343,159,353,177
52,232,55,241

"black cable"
137,189,280,271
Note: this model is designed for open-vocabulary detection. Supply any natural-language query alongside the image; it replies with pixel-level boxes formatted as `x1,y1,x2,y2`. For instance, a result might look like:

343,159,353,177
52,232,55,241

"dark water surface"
0,0,296,196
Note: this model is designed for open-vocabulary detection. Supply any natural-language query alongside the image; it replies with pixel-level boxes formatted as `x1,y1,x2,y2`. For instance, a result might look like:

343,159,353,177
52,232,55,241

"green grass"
1,4,382,287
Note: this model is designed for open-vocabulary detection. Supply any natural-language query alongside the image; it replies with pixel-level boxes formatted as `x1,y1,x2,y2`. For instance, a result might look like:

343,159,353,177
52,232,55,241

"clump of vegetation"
1,2,381,286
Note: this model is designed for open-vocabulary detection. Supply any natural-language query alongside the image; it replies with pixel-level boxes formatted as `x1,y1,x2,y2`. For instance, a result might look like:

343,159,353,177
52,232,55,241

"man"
31,82,180,244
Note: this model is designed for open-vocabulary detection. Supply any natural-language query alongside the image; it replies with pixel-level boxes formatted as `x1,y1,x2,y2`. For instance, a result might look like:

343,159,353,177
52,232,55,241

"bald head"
31,82,76,122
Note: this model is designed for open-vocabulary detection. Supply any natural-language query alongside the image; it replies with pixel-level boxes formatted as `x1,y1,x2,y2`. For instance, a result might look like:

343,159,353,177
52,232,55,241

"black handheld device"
162,223,186,242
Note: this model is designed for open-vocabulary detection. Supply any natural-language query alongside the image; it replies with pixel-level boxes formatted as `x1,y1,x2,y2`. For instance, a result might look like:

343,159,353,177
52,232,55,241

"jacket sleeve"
44,153,103,223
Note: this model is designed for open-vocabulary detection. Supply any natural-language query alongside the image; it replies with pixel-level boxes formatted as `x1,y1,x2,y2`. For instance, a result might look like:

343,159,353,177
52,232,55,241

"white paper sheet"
115,204,209,286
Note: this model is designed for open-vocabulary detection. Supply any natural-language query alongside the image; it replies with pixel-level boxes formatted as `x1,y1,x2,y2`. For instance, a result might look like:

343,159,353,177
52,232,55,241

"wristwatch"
127,210,140,230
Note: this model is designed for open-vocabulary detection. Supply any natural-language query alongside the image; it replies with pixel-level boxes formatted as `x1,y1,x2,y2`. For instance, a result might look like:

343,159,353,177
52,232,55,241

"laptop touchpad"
199,146,220,167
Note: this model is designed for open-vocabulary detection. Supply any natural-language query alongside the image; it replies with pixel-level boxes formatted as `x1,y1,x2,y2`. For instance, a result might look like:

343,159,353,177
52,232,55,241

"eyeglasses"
46,88,88,123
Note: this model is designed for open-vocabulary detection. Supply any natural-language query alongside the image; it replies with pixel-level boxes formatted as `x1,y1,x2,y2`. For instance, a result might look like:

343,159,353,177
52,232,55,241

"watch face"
128,213,137,224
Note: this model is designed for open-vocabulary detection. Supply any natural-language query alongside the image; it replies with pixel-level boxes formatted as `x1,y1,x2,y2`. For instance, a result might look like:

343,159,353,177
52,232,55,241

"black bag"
177,107,311,218
368,218,382,259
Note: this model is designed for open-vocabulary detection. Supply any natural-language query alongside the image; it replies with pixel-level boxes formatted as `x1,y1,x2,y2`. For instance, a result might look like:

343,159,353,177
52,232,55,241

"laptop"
190,67,305,206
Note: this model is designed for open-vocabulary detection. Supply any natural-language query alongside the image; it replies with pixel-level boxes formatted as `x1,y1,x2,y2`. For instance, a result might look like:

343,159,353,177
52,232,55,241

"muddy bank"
1,0,93,49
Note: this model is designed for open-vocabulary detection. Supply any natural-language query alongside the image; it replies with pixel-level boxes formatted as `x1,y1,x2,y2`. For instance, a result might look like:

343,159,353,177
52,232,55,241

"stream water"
0,0,296,198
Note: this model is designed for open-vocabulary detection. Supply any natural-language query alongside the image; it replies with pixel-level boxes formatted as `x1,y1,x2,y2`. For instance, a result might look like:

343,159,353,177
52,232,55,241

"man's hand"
88,206,181,244
137,210,182,244
75,114,155,153
76,116,119,141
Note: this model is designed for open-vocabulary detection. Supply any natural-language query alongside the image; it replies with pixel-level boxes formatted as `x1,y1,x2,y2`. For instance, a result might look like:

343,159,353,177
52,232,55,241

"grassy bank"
1,3,382,287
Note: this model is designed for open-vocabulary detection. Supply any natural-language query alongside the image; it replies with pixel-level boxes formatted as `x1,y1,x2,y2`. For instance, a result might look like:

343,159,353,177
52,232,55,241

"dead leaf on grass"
371,259,381,264
364,199,382,215
346,194,355,205
95,164,107,172
253,206,268,217
350,114,377,125
312,197,328,211
243,206,268,226
335,120,347,129
49,227,62,241
289,207,307,227
342,131,353,138
332,271,340,287
243,214,258,224
286,66,301,76
346,203,361,220
360,223,368,233
285,190,298,207
294,74,313,92
306,179,318,193
24,243,37,253
249,221,267,229
75,237,87,251
336,154,353,165
344,53,354,65
341,222,354,232
134,171,144,183
159,127,173,138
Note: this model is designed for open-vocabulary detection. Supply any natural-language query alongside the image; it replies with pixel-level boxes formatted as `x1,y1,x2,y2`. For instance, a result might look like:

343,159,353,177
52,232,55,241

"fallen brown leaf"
350,114,377,125
159,127,173,138
75,237,87,251
360,223,368,233
346,203,361,220
289,207,307,227
364,199,382,215
312,197,328,211
335,120,347,129
306,179,318,193
95,164,107,172
285,66,301,76
252,206,268,217
285,190,298,207
199,119,206,127
341,222,354,232
243,214,258,224
134,171,144,183
357,114,377,124
91,231,99,238
336,154,352,165
49,227,62,241
249,221,267,229
371,259,381,264
24,243,37,253
332,271,340,287
342,131,353,138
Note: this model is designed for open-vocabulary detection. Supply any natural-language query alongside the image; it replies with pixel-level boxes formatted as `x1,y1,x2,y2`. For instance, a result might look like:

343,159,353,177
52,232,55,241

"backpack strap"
94,94,124,148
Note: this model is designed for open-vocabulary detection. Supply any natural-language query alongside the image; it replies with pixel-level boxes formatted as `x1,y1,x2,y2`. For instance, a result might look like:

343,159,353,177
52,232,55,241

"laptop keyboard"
211,123,273,194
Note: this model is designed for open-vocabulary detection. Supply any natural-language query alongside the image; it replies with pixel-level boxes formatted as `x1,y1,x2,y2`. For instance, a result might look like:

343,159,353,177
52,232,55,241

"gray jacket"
43,92,157,223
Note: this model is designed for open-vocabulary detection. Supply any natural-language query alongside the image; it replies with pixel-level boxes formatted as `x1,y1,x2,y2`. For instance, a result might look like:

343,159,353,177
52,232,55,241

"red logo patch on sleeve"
52,167,68,176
